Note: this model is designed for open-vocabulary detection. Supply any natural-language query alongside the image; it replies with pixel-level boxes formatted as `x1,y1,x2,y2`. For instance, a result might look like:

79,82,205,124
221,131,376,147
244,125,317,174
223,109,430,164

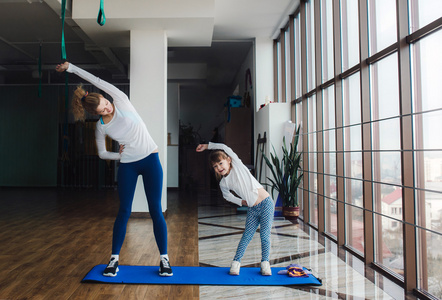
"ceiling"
0,0,298,87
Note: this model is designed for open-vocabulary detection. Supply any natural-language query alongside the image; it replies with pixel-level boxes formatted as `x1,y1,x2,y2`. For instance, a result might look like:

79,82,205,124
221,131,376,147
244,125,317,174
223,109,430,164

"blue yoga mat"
82,265,322,286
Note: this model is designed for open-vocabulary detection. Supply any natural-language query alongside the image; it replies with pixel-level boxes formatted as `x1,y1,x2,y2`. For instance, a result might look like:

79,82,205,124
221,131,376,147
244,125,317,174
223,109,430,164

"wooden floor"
0,187,199,300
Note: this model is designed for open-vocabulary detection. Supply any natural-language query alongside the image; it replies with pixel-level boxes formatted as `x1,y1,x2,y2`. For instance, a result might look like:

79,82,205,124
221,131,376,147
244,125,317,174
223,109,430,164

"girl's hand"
55,61,69,72
196,144,208,152
241,200,248,206
119,144,125,154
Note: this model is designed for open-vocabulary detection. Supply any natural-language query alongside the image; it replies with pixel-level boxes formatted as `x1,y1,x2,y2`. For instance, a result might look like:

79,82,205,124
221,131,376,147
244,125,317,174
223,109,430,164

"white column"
130,30,168,213
254,37,274,112
253,36,275,179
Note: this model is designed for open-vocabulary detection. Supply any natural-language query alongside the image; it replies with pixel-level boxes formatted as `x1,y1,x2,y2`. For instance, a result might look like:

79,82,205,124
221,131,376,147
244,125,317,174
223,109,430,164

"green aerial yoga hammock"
61,0,67,60
60,0,69,163
59,0,105,167
97,0,106,26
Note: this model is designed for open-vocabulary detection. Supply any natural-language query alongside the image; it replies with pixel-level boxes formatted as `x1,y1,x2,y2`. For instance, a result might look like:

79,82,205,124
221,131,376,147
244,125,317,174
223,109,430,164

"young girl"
55,62,173,277
196,142,274,276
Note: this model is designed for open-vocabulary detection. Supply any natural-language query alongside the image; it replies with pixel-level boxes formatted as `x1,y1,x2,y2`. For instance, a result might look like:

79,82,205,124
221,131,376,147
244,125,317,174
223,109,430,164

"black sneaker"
103,258,119,277
159,257,173,276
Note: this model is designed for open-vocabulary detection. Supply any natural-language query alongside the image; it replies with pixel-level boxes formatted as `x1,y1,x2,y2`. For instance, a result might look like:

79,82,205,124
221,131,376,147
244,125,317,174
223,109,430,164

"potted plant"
262,125,303,219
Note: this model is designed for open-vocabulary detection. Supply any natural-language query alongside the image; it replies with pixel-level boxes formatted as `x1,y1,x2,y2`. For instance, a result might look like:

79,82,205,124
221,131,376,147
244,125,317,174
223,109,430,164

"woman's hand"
55,61,69,72
241,200,248,207
196,144,208,152
119,144,125,154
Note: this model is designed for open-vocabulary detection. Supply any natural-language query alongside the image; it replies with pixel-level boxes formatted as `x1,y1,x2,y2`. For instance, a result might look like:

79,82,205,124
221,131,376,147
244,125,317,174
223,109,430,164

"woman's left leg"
139,153,168,255
139,153,172,276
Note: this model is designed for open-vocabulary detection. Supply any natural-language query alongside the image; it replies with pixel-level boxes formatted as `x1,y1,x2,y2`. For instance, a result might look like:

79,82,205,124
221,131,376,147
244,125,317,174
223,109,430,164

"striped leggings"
233,196,274,262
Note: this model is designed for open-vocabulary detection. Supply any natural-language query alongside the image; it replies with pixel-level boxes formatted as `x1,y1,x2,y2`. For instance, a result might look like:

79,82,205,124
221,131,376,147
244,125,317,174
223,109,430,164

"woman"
56,62,172,277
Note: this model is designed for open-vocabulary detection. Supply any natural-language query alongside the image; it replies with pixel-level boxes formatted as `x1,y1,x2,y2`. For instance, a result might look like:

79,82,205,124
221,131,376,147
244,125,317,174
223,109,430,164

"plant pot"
282,206,300,220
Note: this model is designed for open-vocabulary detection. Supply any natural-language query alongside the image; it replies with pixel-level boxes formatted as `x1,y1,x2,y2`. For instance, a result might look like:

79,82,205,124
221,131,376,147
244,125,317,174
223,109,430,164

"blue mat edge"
81,265,322,286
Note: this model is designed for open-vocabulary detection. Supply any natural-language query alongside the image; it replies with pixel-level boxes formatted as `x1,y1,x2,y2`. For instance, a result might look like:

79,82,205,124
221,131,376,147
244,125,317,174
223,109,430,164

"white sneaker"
260,261,272,276
229,261,240,275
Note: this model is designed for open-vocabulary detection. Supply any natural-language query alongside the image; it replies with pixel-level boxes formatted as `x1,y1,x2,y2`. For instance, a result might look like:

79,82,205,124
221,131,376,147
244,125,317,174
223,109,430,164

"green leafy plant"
262,125,303,207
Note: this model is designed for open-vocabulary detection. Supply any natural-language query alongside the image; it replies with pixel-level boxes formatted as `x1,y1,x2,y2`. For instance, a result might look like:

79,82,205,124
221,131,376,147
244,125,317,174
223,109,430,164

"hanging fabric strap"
60,0,69,162
61,0,67,60
97,0,106,26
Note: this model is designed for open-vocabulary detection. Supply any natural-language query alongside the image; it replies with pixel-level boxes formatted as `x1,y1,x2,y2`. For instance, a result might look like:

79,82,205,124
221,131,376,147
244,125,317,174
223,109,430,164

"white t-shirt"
208,142,263,207
67,63,157,163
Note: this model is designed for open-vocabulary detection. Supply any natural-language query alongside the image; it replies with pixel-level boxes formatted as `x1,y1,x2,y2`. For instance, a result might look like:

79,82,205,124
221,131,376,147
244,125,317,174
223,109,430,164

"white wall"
253,36,277,189
231,44,254,105
254,102,291,195
254,37,274,112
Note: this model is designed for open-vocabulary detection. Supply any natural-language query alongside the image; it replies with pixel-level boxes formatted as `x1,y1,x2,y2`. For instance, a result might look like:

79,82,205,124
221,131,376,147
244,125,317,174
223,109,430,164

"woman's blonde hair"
71,85,103,122
209,150,231,181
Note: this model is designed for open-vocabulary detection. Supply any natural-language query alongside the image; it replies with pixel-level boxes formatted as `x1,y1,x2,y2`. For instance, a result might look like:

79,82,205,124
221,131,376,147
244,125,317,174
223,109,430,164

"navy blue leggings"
112,152,167,255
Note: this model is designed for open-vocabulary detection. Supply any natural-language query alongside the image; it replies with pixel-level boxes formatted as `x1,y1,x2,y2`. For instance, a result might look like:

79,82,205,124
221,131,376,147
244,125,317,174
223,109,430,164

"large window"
320,0,334,82
370,53,403,274
305,0,316,91
285,27,291,102
323,85,336,237
411,27,442,298
294,14,302,99
368,0,397,55
308,95,318,227
273,0,442,297
275,40,282,102
295,101,304,219
343,72,364,255
409,0,442,32
340,0,359,72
